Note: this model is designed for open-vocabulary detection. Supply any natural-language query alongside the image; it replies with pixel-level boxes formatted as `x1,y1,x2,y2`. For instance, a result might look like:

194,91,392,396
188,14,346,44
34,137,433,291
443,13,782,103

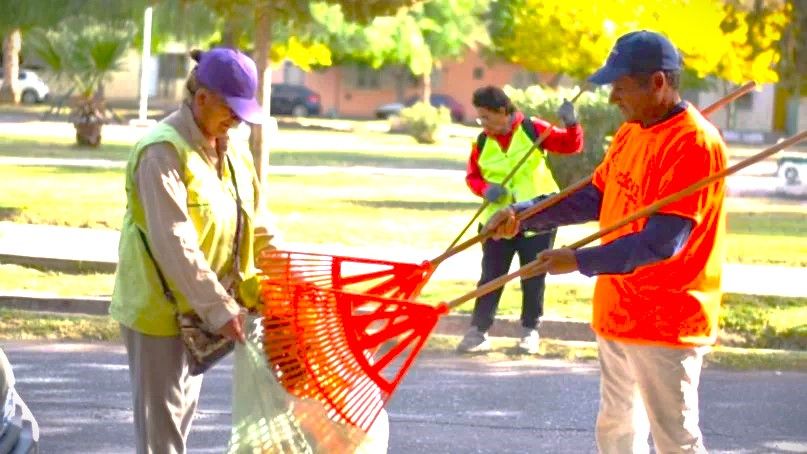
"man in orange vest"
485,30,726,453
458,85,583,354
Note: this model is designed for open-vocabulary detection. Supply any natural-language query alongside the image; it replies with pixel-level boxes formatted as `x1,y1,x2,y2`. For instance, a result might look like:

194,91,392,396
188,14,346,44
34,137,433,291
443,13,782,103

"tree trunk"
722,80,735,131
395,66,407,102
422,68,431,104
71,96,104,147
250,3,272,184
0,29,22,104
221,20,239,48
547,72,563,89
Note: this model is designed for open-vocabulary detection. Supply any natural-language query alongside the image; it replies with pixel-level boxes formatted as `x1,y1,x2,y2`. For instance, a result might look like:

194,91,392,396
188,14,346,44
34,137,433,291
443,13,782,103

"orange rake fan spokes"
261,249,433,301
261,277,447,432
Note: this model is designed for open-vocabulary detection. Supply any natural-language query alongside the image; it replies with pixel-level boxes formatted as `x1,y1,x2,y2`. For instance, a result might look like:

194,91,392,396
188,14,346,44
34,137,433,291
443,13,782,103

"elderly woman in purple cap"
109,47,274,453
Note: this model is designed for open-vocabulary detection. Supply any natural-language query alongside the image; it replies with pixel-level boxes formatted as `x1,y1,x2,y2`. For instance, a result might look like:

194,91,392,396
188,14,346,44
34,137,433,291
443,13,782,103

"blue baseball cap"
588,30,682,85
196,47,264,124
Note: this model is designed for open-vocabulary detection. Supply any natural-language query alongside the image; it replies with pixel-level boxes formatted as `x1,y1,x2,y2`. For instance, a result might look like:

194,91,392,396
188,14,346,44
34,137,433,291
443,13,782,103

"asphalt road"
2,341,806,453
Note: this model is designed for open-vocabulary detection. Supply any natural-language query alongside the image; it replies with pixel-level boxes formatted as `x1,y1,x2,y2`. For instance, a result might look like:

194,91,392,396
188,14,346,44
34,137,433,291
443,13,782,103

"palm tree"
28,17,134,146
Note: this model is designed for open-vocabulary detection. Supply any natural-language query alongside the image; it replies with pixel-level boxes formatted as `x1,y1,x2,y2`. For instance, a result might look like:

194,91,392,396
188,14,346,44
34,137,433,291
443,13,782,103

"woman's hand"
218,314,246,344
482,206,520,239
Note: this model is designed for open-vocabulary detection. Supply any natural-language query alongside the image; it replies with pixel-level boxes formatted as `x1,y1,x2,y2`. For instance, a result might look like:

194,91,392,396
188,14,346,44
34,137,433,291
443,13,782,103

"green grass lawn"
0,307,118,341
2,264,804,350
0,136,469,169
0,138,130,161
1,161,804,265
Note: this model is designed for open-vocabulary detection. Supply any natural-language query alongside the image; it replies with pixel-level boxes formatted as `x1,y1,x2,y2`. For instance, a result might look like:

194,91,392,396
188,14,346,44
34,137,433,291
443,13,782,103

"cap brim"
225,96,264,125
587,65,629,85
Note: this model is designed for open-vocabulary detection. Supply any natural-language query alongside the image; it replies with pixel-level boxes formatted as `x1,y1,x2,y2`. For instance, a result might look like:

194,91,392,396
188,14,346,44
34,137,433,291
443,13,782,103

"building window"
511,70,539,89
283,61,305,85
431,68,443,89
735,92,753,111
355,65,381,89
473,67,484,80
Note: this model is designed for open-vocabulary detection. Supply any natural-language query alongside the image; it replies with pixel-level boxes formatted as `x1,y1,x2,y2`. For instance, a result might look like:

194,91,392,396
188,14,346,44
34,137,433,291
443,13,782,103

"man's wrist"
574,247,599,277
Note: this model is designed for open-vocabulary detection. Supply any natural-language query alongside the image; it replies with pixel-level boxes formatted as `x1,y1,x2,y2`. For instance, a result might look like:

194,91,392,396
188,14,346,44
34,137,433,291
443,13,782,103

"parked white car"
0,69,50,104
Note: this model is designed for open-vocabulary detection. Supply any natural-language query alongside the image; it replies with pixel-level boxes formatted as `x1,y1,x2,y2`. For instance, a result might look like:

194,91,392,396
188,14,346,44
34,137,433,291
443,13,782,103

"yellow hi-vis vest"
110,123,261,336
478,121,559,225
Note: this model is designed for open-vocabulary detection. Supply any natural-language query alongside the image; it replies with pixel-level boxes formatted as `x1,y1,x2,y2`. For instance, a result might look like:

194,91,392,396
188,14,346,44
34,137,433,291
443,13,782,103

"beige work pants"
596,337,709,454
121,324,204,454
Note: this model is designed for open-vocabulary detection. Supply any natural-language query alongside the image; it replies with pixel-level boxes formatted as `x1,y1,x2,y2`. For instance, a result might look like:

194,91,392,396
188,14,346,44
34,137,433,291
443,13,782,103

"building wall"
104,51,142,100
697,83,776,132
799,98,807,132
300,48,546,119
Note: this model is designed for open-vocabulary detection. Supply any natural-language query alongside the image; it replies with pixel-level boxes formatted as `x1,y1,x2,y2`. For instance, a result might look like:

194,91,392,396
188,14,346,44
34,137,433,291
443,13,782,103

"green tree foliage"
314,0,488,101
489,0,789,86
778,0,807,96
0,0,90,103
506,86,622,188
28,17,135,146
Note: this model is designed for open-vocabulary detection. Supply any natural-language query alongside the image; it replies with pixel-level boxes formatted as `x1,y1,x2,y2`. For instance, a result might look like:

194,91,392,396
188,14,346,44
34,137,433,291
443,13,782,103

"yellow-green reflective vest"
478,121,559,226
110,124,261,336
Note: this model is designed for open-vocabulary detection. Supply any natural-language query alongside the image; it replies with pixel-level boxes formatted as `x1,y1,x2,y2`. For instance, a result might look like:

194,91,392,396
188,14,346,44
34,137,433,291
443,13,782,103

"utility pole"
132,6,156,127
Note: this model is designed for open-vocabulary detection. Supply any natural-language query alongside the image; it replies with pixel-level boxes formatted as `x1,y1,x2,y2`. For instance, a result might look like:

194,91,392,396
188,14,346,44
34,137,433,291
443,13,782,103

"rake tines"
260,271,446,432
260,250,432,300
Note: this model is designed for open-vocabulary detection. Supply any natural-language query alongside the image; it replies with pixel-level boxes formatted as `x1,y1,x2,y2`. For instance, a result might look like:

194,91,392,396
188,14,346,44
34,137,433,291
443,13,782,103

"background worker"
458,85,583,354
485,30,727,453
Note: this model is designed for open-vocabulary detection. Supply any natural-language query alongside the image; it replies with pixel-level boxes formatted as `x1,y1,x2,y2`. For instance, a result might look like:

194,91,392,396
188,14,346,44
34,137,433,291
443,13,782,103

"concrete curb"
434,314,595,342
0,254,116,274
0,294,595,341
0,294,110,316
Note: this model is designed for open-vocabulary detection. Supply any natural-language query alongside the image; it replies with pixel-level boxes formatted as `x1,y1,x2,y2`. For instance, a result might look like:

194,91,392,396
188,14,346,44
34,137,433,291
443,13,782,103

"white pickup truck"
777,153,806,186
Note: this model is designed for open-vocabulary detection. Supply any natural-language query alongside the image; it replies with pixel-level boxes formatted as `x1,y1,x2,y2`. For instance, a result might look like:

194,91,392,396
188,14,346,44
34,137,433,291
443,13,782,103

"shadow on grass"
351,200,479,211
727,211,807,237
48,165,123,175
268,150,465,170
0,206,21,220
0,138,129,161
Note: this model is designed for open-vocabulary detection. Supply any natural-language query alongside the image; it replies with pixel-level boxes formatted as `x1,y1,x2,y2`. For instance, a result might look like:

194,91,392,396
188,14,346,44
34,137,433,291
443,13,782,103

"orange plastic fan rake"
259,262,448,433
260,250,432,299
258,249,437,430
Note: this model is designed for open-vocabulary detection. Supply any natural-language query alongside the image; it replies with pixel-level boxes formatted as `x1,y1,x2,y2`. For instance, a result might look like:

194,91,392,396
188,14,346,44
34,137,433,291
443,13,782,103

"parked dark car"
270,84,321,116
375,93,465,122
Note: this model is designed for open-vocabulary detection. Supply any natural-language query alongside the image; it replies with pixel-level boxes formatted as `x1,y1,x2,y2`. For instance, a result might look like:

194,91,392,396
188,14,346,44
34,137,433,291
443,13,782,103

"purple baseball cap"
196,47,264,125
588,30,682,85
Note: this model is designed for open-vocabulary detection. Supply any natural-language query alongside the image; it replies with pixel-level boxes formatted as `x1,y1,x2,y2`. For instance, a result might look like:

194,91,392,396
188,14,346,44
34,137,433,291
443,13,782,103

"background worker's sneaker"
456,328,490,353
516,328,540,354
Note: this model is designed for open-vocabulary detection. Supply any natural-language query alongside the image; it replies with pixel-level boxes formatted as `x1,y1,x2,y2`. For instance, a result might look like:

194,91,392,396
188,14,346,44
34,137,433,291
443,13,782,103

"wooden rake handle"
442,86,588,252
446,127,806,311
430,81,757,269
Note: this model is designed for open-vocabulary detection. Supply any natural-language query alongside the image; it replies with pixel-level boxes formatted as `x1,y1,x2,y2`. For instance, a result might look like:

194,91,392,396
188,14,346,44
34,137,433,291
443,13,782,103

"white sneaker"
516,328,540,354
456,328,490,353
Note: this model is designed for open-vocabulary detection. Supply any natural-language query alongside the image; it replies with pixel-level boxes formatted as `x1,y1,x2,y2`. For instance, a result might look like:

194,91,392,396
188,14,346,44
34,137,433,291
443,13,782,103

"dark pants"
470,229,556,332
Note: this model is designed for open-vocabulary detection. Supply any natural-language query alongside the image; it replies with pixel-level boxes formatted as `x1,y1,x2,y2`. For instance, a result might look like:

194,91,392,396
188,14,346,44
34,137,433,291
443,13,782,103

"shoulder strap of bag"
476,116,540,152
137,156,244,306
138,227,177,304
521,116,538,143
476,131,487,152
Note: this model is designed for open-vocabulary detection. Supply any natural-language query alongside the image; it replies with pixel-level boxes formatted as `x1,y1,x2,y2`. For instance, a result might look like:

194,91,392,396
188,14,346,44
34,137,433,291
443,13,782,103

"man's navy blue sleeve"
512,183,602,232
508,184,693,275
574,214,694,276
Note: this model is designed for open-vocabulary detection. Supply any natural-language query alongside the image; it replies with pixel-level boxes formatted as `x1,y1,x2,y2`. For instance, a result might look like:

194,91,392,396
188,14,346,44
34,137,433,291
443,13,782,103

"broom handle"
430,81,756,268
446,127,805,311
442,87,588,252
